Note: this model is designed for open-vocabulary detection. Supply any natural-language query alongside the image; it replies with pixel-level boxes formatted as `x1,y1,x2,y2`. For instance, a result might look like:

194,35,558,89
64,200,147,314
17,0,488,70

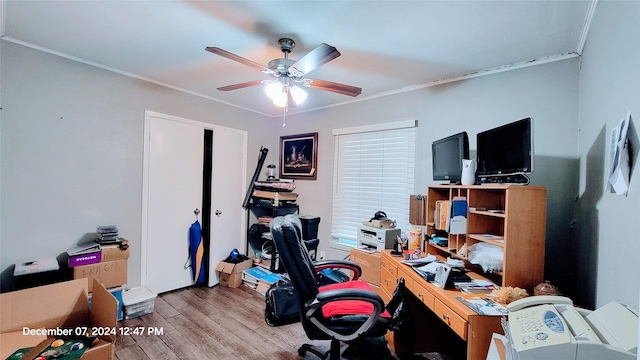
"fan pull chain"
282,99,287,127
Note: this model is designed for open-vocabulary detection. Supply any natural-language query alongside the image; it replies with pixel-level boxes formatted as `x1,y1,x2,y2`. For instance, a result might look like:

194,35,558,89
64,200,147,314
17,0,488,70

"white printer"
486,296,638,360
357,224,401,251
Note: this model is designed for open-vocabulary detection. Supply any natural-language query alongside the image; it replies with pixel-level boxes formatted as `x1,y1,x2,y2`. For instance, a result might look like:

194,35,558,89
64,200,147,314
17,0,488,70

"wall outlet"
319,251,326,261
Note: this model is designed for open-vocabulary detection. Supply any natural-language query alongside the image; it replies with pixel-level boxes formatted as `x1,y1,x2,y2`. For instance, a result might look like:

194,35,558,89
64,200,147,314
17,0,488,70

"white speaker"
461,158,476,185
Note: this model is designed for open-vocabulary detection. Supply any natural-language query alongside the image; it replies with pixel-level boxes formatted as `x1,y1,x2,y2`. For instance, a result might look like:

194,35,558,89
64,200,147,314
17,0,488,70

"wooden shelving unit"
425,184,547,292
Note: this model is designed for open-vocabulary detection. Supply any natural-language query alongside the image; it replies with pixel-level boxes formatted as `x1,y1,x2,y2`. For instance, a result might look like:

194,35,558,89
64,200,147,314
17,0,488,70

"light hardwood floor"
115,284,318,359
115,284,451,360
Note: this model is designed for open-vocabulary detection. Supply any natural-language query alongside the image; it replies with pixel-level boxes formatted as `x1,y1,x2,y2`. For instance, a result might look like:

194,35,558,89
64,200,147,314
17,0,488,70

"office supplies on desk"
456,279,499,294
402,254,436,266
456,296,507,316
382,250,504,360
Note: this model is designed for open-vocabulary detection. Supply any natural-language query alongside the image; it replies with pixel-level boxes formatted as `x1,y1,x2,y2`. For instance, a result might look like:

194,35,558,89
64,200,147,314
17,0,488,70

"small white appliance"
357,224,401,251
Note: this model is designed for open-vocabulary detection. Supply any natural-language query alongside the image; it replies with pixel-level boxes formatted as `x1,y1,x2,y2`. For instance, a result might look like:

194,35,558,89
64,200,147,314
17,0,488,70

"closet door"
143,112,204,294
142,111,248,293
208,127,247,286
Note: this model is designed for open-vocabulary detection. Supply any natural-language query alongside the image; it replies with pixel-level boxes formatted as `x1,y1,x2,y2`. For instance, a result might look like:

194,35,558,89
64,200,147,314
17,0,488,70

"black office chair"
270,215,392,360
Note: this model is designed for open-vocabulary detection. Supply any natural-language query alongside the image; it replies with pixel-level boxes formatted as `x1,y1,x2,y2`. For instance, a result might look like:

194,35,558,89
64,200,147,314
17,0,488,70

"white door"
208,127,247,286
143,113,204,294
142,111,247,293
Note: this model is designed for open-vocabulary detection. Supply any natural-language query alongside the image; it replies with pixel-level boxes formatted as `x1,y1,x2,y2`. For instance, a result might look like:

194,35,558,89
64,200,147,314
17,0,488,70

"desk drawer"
411,281,435,309
349,250,381,286
396,267,413,286
380,286,392,304
380,257,398,278
434,299,467,340
380,265,398,295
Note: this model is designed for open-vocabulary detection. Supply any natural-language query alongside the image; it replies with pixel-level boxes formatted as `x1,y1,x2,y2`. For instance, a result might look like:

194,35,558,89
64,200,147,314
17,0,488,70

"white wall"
0,41,274,289
275,59,582,300
576,0,640,309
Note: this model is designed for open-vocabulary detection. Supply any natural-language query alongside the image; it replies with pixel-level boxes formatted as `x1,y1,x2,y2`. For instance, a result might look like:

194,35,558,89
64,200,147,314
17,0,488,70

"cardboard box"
73,259,128,292
0,279,117,360
215,259,253,288
100,244,130,262
349,249,381,286
89,286,124,321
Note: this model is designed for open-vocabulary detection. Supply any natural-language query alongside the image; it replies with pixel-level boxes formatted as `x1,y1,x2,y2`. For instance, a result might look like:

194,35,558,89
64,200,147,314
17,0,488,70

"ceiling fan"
205,38,362,108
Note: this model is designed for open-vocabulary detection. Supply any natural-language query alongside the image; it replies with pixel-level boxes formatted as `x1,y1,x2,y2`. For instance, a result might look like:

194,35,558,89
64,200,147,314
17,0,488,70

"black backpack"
264,279,300,327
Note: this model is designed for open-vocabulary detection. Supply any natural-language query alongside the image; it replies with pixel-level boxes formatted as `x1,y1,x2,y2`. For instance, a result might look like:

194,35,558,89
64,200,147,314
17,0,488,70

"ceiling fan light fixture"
272,92,288,107
290,85,308,105
265,81,284,100
208,38,362,111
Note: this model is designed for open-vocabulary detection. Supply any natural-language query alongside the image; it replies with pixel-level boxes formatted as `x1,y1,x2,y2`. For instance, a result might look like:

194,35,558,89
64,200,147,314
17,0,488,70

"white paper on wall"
607,111,632,196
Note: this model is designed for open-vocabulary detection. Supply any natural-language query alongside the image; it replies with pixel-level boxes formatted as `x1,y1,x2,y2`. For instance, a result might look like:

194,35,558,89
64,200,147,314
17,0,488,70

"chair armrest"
306,288,385,342
314,260,362,280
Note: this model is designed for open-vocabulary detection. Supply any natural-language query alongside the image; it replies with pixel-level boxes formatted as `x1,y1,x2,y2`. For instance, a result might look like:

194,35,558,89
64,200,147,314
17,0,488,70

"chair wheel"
298,344,312,356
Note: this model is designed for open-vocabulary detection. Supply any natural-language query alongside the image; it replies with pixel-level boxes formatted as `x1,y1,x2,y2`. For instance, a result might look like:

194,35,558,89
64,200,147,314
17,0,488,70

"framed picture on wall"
280,132,318,180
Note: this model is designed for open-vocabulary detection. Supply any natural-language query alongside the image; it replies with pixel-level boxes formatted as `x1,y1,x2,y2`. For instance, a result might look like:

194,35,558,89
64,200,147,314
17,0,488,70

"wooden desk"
380,250,503,360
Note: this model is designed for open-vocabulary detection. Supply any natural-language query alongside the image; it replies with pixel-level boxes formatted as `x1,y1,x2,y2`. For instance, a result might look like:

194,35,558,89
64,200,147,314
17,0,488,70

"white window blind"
331,123,416,244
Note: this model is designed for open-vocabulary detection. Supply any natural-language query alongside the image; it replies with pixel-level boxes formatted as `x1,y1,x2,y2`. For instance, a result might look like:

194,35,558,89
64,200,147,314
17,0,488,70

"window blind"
331,125,416,244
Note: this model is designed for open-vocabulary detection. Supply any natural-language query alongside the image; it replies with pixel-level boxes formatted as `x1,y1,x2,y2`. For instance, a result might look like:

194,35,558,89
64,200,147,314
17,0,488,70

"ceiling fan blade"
289,43,340,76
305,79,362,97
206,47,274,75
217,80,265,91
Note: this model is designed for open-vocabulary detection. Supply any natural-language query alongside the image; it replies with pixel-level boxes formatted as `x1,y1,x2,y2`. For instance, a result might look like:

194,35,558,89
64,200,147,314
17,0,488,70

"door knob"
215,210,222,216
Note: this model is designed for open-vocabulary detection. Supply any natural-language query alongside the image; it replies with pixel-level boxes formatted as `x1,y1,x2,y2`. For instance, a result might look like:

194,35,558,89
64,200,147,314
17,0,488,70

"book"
252,190,298,201
68,252,101,267
253,181,297,192
67,241,101,256
242,266,284,295
435,200,450,230
67,241,102,266
242,266,283,285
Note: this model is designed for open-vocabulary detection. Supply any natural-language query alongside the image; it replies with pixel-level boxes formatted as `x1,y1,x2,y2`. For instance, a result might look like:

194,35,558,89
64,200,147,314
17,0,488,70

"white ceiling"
2,0,595,117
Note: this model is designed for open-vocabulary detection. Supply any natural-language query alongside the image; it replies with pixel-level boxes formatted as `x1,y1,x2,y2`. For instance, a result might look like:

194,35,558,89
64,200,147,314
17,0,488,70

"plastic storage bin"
122,285,157,319
297,215,320,240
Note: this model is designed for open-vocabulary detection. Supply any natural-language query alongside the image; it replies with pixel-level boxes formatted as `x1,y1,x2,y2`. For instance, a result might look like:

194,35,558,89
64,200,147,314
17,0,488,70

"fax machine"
357,224,401,251
486,295,638,360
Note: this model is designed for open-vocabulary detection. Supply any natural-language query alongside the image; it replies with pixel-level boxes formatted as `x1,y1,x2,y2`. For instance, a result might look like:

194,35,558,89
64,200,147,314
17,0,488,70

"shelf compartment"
468,189,505,212
467,213,504,241
467,234,505,247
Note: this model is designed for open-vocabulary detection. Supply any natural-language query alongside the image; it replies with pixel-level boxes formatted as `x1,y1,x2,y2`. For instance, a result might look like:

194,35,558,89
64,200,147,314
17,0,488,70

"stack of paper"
455,279,499,294
242,267,283,295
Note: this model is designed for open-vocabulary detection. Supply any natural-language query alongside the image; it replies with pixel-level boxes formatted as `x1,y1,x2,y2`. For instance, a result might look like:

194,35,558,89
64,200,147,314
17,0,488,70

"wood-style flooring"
115,284,316,359
115,284,451,360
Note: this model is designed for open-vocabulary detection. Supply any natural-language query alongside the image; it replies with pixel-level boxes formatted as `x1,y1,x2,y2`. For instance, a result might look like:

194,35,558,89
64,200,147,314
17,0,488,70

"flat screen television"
477,117,533,181
432,131,469,183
